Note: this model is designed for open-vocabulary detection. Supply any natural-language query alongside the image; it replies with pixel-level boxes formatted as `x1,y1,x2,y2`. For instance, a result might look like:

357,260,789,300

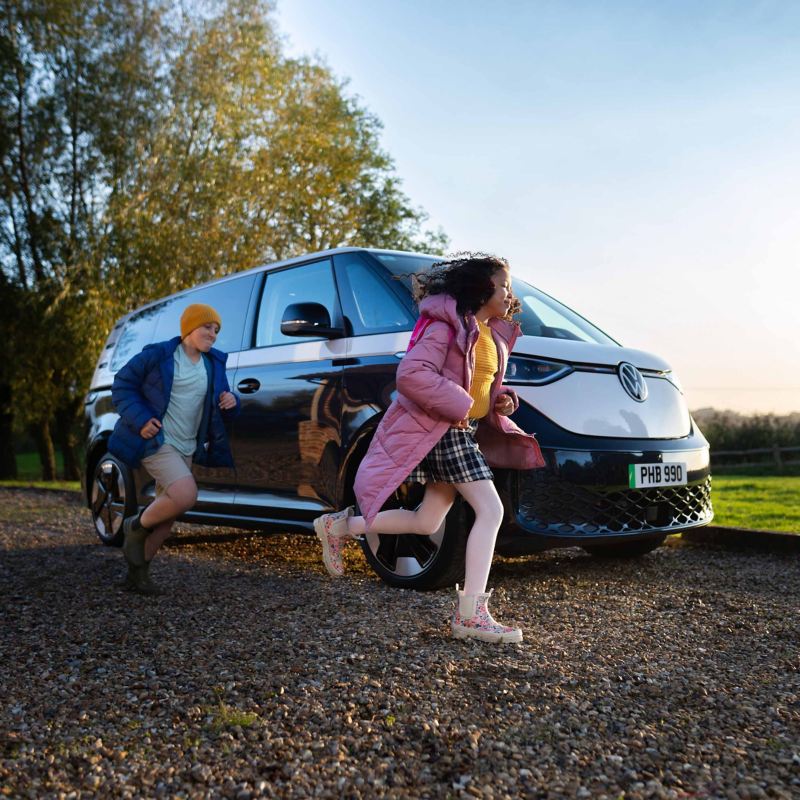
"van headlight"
506,356,573,385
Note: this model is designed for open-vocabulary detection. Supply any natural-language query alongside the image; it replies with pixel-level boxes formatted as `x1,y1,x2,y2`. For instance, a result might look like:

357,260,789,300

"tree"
1,0,446,480
0,271,19,477
0,0,170,477
109,0,445,305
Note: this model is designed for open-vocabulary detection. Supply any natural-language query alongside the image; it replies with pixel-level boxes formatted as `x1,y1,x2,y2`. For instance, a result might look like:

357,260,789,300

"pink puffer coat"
354,293,546,527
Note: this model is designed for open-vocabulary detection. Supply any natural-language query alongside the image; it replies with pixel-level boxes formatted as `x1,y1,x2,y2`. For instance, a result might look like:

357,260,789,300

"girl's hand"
451,417,470,430
140,418,162,439
218,391,237,410
494,394,515,416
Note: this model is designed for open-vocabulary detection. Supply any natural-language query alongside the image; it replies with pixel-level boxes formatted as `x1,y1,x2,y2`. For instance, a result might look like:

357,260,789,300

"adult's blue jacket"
108,337,240,469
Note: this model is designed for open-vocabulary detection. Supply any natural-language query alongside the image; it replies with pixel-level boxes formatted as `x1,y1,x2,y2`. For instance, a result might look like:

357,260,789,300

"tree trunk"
0,383,16,479
61,438,81,481
32,418,56,481
55,402,82,481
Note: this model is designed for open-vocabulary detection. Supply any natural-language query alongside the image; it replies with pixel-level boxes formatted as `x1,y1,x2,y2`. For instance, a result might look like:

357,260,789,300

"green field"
0,479,82,491
711,475,800,533
15,451,65,480
3,454,799,534
2,452,81,492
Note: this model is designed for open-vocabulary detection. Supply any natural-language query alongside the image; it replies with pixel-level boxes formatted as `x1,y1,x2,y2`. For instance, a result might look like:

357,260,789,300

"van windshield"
372,254,617,345
512,279,618,345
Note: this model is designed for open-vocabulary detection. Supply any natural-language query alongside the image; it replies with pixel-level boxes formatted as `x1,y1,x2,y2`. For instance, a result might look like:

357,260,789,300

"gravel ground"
0,488,798,800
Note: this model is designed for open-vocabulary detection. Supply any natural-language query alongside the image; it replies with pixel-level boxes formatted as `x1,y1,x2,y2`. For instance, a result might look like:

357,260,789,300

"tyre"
89,453,137,546
360,482,470,590
582,534,667,558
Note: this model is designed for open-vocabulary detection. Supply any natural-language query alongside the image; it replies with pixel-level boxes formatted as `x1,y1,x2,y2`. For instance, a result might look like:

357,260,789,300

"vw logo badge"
617,362,648,402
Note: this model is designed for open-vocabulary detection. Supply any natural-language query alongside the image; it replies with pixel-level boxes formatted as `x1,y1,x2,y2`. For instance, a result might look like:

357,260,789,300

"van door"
331,250,417,454
230,258,346,523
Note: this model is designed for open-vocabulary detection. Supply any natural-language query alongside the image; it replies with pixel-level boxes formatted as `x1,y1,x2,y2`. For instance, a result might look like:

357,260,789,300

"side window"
334,252,414,335
256,260,338,347
110,274,256,372
152,274,257,353
110,302,166,372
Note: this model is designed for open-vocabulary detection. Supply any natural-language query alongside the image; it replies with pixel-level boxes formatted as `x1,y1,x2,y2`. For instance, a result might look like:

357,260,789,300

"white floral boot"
451,585,523,643
313,507,355,577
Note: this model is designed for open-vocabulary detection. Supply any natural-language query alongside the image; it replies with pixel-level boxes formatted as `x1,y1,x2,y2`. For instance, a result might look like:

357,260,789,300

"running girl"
314,254,545,642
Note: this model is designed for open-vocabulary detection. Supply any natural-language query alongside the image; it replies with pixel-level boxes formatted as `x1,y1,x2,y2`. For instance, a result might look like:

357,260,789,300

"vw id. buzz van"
84,248,712,589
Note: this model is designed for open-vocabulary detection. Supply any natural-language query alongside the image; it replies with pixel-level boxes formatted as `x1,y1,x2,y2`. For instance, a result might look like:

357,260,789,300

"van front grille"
516,473,713,536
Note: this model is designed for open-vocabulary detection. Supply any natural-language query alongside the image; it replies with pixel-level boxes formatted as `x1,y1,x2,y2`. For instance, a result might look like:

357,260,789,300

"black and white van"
83,248,713,589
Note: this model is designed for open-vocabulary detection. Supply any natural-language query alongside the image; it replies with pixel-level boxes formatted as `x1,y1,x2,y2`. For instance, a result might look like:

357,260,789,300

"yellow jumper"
468,320,498,419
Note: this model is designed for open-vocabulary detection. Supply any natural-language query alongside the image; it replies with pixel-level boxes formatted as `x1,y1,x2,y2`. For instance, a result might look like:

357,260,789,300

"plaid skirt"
405,419,494,485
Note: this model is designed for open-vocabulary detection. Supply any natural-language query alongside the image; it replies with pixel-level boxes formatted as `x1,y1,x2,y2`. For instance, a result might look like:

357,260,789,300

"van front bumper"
496,406,713,553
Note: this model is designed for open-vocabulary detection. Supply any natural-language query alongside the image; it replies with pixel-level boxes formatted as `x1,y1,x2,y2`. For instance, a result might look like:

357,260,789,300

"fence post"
773,445,783,468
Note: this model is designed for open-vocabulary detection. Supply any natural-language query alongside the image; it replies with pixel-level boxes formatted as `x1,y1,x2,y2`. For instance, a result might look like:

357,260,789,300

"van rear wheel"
360,483,470,591
90,454,137,546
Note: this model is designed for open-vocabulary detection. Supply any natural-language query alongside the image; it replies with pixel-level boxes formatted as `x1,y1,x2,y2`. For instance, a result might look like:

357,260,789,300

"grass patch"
0,480,80,492
203,705,261,731
15,451,65,480
711,475,800,533
711,462,800,477
202,689,261,732
3,451,80,491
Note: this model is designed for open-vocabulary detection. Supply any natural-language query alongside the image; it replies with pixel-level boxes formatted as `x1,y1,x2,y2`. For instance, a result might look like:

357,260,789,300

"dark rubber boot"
123,562,160,595
122,513,150,568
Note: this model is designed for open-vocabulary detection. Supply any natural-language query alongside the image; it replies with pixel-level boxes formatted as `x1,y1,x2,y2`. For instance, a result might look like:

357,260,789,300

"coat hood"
417,294,519,353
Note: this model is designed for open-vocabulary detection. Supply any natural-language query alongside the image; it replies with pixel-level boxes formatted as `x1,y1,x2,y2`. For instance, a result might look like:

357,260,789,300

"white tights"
346,479,504,596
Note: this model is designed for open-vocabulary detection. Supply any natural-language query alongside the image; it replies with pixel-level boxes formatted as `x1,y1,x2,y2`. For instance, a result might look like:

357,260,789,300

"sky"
275,1,800,415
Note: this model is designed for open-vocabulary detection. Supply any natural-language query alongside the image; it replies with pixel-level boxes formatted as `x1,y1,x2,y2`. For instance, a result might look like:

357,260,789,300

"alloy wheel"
360,483,468,589
91,456,131,546
364,517,446,578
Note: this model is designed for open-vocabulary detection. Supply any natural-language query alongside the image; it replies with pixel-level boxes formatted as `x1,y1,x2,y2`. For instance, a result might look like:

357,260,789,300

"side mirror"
280,302,345,339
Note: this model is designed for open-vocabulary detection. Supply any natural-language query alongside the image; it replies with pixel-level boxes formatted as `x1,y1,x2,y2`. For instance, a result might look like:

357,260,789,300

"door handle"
237,378,261,394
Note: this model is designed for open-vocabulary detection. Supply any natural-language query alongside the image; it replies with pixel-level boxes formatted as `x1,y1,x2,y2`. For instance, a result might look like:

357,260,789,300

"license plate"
628,462,687,488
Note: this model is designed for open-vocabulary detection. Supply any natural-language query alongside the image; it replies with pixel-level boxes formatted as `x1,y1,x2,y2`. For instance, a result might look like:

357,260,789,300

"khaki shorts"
141,444,194,496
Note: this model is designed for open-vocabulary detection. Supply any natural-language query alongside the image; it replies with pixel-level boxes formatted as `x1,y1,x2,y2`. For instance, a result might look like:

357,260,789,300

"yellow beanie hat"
180,303,222,339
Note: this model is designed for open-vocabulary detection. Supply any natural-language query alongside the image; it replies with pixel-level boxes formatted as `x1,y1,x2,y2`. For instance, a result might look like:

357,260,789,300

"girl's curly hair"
412,252,521,321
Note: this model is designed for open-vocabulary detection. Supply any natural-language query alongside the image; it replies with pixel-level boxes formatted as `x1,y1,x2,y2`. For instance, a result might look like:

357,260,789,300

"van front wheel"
359,483,470,591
